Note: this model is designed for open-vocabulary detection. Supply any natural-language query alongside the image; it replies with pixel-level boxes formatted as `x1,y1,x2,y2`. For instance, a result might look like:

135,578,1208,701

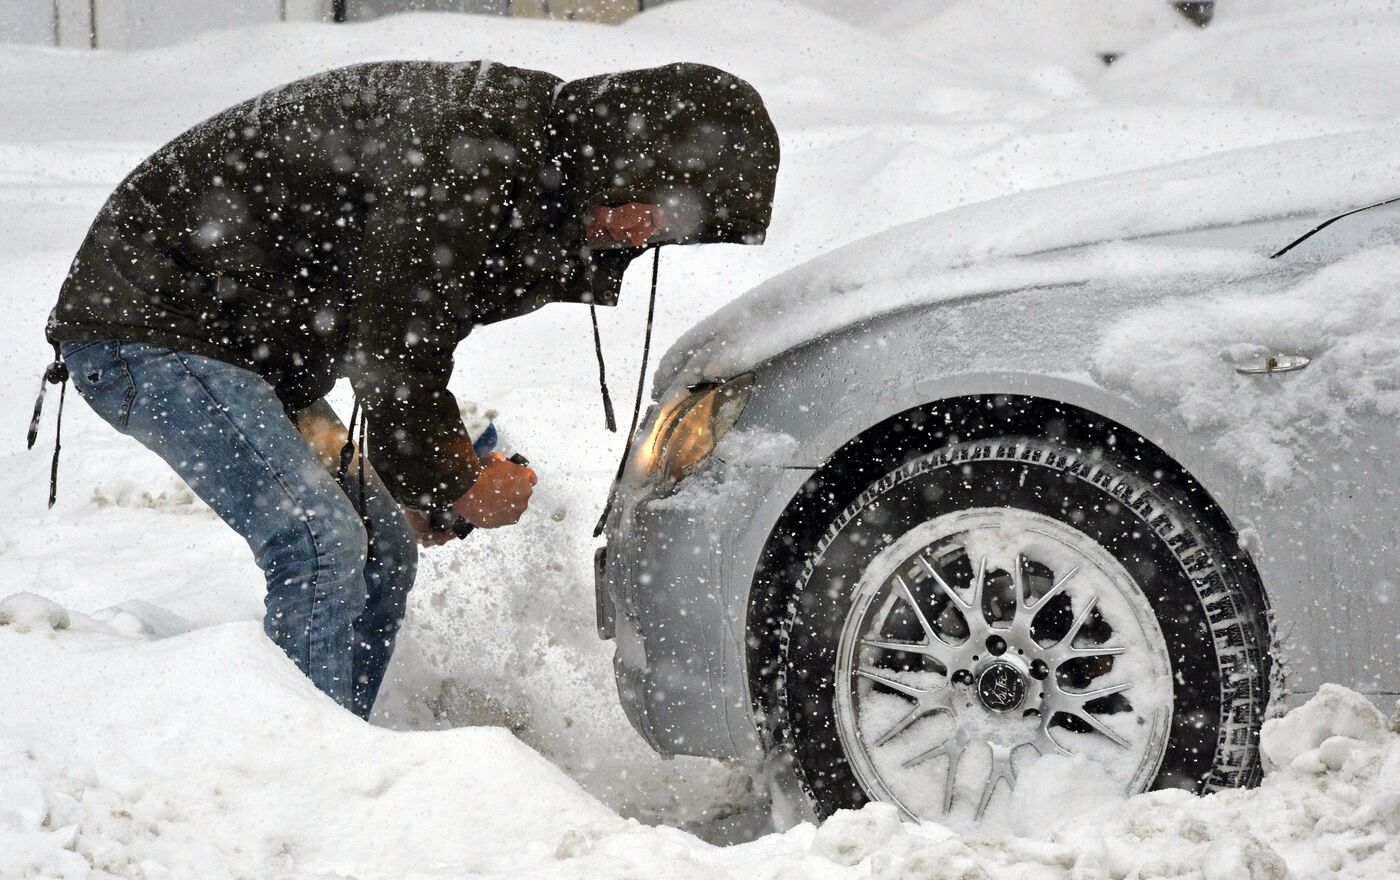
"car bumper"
596,456,812,762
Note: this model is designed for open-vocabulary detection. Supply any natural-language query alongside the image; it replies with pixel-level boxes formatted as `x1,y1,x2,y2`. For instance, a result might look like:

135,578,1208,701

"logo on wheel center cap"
976,661,1027,713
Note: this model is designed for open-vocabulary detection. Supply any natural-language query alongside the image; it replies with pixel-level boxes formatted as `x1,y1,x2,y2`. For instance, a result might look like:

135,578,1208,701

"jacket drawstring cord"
27,344,69,509
590,304,617,432
593,245,661,537
357,407,372,544
338,399,360,490
336,398,374,546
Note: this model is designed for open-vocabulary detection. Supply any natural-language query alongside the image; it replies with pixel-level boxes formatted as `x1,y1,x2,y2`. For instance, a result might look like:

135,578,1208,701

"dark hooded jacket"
47,60,779,508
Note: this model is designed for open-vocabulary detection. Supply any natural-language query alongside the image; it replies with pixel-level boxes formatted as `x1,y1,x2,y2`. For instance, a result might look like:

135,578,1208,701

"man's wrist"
428,507,474,539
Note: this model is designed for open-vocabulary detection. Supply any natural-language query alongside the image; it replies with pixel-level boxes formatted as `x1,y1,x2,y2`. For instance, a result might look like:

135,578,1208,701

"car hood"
655,126,1400,391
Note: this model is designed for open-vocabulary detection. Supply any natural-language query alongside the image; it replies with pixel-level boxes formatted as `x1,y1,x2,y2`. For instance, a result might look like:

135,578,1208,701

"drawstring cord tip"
27,361,68,450
46,375,64,509
29,352,69,509
601,391,617,434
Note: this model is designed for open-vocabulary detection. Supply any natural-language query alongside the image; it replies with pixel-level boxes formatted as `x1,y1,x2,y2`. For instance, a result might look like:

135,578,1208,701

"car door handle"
1234,353,1312,375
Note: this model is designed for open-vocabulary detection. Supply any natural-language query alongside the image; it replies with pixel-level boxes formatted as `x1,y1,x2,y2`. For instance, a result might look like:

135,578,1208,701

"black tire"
774,436,1268,820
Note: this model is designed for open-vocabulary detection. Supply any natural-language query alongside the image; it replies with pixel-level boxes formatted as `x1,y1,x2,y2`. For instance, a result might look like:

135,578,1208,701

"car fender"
719,293,1357,703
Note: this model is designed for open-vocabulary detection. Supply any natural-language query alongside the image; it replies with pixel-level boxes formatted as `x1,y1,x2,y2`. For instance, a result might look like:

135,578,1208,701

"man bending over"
39,60,779,718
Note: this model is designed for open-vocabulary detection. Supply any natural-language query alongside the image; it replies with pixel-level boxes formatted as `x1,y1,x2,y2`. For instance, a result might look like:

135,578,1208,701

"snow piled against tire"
3,602,1398,878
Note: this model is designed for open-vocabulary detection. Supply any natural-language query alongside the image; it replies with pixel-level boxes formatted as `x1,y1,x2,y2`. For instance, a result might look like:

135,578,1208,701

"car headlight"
631,374,754,491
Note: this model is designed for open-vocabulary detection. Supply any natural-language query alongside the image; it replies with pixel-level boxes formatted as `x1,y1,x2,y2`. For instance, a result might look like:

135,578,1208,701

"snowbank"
3,602,1398,877
802,678,1400,880
0,604,622,878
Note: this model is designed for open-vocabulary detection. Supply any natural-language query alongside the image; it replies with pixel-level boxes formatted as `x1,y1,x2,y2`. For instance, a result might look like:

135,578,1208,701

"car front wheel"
777,437,1268,824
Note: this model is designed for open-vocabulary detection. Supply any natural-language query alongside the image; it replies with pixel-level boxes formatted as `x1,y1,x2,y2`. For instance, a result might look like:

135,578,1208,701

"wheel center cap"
976,660,1027,713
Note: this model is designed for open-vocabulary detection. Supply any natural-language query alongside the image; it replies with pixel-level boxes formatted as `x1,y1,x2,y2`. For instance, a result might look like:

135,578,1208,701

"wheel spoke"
975,742,1017,819
1011,563,1077,642
1044,592,1129,665
860,664,953,747
1066,709,1131,749
968,556,989,626
893,574,939,641
941,742,962,813
861,636,931,655
1010,553,1027,611
1068,643,1127,659
1005,554,1035,638
856,667,925,700
901,730,967,814
872,704,924,747
861,635,957,669
1066,681,1131,702
1028,565,1078,612
861,576,962,669
1037,717,1075,757
1062,593,1099,648
916,555,970,613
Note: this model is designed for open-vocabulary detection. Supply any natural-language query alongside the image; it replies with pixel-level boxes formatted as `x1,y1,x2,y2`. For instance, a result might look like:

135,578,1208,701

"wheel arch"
744,391,1271,748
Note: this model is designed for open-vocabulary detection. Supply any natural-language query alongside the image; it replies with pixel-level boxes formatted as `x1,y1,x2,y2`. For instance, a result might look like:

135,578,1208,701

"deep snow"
3,0,1400,877
6,596,1400,878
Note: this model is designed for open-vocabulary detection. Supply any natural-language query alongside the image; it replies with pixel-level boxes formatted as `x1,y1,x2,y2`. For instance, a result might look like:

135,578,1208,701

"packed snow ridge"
3,596,1398,878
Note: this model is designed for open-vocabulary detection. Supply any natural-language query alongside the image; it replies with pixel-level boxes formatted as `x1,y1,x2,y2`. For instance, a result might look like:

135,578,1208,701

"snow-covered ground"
2,0,1399,876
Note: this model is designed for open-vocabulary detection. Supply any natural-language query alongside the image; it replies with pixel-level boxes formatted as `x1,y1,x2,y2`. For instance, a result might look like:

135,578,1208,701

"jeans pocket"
65,341,137,429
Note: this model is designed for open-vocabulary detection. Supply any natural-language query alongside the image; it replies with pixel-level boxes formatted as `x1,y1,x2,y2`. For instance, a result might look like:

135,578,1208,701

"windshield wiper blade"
1271,195,1400,259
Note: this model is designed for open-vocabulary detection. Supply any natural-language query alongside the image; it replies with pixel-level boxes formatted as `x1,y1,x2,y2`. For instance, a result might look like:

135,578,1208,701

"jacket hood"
553,63,780,252
474,62,781,323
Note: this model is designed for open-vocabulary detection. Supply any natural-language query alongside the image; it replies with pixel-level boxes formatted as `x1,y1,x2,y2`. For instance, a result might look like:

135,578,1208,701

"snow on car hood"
656,126,1400,391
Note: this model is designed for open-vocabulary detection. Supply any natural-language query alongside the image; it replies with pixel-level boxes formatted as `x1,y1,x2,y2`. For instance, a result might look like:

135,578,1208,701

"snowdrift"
3,595,1398,877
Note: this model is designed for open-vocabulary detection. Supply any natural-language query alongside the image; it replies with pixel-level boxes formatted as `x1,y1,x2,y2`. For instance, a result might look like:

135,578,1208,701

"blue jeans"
61,341,418,718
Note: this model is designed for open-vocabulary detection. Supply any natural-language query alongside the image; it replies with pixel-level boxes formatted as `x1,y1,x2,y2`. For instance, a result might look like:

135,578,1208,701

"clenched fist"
454,453,537,528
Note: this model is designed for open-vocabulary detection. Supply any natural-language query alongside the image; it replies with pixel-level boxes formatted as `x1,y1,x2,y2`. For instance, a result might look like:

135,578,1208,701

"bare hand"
453,454,537,528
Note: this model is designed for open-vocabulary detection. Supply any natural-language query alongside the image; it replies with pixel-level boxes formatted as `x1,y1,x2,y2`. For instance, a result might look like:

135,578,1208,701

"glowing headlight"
632,374,754,490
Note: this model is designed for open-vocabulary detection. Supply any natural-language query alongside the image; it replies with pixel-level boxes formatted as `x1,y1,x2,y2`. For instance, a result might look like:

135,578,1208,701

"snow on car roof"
658,126,1400,388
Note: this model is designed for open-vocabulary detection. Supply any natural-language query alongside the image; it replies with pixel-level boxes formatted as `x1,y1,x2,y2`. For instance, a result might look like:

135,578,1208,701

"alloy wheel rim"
833,508,1173,823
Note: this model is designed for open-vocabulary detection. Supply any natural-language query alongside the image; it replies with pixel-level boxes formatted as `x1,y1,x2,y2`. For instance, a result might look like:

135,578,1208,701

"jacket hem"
47,322,253,375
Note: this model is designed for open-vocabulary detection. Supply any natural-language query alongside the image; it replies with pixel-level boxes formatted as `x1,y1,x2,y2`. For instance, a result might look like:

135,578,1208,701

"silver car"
595,131,1400,825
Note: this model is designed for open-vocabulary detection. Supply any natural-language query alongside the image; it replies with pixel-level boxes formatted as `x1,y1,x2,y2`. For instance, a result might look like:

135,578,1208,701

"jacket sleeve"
348,197,483,510
342,62,551,507
347,337,480,510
